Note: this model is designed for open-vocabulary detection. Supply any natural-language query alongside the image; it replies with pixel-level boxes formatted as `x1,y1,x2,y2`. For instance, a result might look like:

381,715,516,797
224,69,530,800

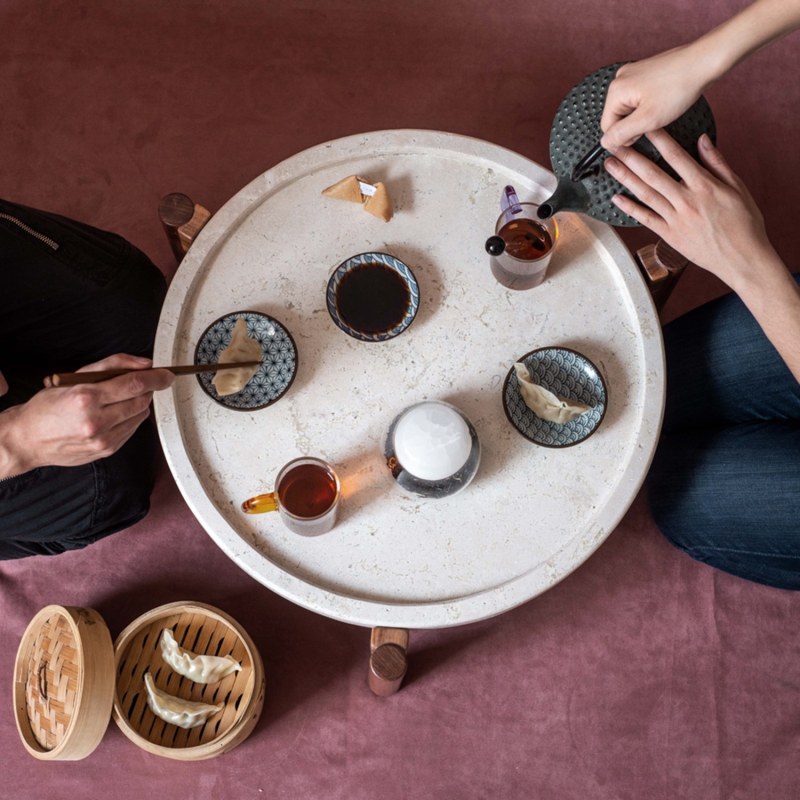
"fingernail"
699,133,713,149
604,156,620,171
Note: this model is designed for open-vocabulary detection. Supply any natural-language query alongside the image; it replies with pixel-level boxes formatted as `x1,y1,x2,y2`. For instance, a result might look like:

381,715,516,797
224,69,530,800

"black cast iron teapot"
538,63,717,226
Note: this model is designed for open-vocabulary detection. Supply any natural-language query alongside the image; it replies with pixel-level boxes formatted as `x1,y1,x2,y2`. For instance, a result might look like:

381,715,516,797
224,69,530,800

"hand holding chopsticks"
43,360,261,388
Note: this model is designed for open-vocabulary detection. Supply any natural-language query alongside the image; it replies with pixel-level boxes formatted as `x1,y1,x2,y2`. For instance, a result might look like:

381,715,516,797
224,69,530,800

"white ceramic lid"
393,401,471,481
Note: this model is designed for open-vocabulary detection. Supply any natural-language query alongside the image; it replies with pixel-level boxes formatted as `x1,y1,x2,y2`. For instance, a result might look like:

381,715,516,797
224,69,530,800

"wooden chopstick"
43,361,262,388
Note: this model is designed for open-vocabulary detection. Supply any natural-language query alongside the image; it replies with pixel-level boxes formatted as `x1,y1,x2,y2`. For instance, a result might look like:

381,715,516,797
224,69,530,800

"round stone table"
154,130,664,635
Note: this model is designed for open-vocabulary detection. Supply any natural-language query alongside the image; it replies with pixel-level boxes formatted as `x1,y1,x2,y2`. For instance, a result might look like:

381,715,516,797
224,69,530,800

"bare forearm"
696,0,800,81
729,250,800,382
0,407,32,479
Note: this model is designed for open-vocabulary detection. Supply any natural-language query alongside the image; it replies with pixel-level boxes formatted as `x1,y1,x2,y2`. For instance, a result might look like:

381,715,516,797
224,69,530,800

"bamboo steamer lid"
13,605,115,760
112,601,265,760
14,601,265,761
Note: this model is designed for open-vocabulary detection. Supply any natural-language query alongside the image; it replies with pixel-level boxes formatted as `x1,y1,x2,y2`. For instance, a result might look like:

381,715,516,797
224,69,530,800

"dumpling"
513,362,591,424
143,672,223,729
212,317,262,396
160,628,242,684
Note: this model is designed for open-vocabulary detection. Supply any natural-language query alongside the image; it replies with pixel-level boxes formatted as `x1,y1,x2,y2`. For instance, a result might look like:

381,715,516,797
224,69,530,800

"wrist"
683,33,732,90
726,246,795,304
0,406,36,479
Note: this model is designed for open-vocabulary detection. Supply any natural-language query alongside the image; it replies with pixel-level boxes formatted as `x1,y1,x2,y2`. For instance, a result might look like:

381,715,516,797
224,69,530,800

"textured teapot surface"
543,62,716,226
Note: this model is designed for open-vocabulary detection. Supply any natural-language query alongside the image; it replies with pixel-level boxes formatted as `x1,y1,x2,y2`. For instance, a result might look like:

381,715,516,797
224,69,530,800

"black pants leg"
0,199,167,559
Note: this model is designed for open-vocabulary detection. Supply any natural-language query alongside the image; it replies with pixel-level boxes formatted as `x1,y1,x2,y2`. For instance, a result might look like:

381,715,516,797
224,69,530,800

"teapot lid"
548,62,716,226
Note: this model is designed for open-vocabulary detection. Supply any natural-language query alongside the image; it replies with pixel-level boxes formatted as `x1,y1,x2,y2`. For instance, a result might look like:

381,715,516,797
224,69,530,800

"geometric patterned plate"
326,251,420,342
502,346,608,447
194,311,298,411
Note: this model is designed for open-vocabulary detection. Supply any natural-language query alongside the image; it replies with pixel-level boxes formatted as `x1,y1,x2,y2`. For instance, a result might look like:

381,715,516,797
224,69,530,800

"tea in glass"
489,202,558,290
241,456,341,536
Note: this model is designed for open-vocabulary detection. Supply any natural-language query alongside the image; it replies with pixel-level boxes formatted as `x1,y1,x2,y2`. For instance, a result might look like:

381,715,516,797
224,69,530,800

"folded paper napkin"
322,175,393,222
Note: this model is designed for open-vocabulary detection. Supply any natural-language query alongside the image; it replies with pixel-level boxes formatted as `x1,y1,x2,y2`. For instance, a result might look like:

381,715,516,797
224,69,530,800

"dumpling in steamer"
513,362,592,424
143,672,223,729
212,317,262,396
160,628,241,684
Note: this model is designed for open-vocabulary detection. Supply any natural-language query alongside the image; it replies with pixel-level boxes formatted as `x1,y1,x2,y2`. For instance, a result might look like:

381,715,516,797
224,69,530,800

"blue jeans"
646,274,800,589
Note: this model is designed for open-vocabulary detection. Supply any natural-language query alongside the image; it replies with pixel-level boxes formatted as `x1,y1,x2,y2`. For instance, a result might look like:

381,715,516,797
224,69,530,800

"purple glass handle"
501,185,522,215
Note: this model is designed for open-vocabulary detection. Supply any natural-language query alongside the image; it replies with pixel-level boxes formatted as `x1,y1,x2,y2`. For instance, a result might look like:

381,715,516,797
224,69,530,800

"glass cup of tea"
241,456,341,536
486,202,559,290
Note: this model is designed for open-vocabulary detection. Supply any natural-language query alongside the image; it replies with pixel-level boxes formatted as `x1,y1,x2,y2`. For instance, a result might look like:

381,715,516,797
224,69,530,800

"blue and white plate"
326,251,420,342
194,311,298,411
503,347,608,447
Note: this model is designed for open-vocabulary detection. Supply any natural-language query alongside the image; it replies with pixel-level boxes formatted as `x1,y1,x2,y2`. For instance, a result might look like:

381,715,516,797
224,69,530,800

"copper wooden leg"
368,627,409,696
636,239,690,313
158,192,211,262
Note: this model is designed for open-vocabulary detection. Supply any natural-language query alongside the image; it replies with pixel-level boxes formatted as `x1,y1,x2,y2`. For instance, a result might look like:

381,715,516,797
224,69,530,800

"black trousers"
0,199,167,558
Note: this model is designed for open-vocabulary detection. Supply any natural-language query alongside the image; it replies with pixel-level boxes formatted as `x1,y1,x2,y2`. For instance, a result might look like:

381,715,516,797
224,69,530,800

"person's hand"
600,46,712,151
601,1,800,150
1,353,174,474
603,129,773,290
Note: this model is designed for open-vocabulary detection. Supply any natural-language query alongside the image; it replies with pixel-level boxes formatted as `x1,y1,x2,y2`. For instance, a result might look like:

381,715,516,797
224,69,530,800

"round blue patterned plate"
502,347,608,447
326,252,420,342
194,311,298,411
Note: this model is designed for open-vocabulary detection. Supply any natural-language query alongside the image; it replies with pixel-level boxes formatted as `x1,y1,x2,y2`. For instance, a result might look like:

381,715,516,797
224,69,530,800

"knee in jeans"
645,473,697,554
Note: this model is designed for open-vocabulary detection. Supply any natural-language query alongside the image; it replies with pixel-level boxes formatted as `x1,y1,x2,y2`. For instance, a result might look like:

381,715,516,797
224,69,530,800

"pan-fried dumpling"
160,628,241,684
513,362,591,424
143,672,223,729
212,317,262,396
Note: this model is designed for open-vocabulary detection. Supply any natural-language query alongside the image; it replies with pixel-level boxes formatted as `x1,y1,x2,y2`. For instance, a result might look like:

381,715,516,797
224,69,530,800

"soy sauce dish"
326,252,420,342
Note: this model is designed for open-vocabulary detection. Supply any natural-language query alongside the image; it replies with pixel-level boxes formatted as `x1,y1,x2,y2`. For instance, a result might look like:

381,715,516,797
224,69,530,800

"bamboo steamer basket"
14,601,264,761
113,601,264,759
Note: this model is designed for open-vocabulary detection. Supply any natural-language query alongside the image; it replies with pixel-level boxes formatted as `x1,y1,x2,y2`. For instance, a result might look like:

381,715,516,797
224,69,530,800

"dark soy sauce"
335,263,411,334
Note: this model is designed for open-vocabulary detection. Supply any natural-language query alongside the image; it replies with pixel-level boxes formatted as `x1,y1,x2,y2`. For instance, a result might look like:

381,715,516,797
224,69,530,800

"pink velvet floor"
2,2,800,797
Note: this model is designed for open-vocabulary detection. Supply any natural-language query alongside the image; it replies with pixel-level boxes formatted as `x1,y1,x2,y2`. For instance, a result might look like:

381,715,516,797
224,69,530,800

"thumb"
600,114,645,151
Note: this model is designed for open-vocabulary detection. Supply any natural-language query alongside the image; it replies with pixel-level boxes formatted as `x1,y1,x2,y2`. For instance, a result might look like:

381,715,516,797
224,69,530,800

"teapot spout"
537,177,591,219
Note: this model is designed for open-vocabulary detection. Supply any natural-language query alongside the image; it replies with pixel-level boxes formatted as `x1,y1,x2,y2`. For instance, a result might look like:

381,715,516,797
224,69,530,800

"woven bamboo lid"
113,601,265,760
13,606,115,760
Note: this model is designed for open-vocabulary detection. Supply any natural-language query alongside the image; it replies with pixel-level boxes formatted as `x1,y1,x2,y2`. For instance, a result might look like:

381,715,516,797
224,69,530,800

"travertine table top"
154,130,664,629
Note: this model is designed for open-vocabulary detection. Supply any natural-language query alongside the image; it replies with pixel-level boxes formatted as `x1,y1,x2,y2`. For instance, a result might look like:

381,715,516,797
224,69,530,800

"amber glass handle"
241,492,279,514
